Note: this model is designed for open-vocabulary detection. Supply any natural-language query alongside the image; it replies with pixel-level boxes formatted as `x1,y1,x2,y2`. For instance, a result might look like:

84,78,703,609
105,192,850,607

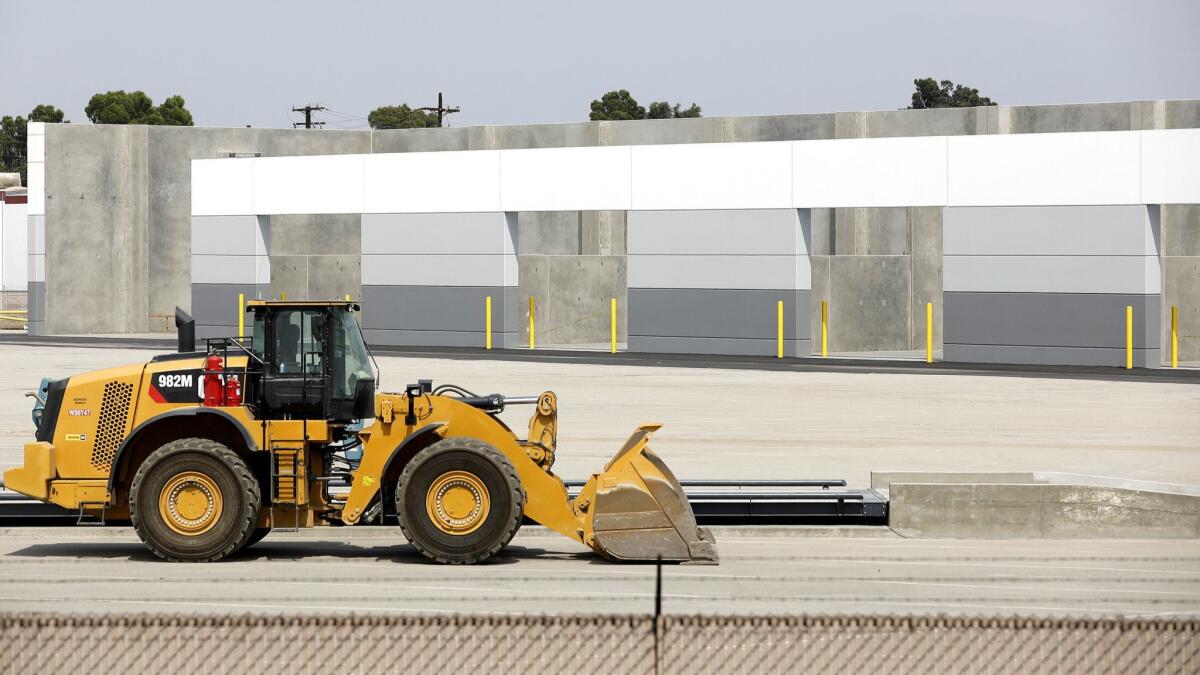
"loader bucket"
575,425,718,564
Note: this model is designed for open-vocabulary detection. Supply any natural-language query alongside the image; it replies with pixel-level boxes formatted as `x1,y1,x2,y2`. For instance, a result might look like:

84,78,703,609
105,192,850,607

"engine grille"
90,381,134,471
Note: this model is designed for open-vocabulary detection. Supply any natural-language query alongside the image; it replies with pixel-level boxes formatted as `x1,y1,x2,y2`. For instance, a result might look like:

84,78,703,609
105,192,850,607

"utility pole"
291,104,327,129
417,92,460,127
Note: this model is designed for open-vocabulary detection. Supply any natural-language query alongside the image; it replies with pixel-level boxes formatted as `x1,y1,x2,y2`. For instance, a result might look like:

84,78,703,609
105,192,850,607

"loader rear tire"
129,438,260,562
396,438,524,565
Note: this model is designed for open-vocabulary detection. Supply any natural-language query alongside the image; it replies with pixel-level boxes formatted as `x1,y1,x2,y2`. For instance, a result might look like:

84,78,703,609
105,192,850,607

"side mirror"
353,377,375,420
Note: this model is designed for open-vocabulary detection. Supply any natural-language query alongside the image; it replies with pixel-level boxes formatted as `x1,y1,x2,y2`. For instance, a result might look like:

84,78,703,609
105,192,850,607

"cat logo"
65,433,88,442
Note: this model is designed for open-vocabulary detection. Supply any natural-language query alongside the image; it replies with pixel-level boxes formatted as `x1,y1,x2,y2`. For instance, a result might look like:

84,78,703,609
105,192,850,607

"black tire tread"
396,437,524,565
129,437,261,562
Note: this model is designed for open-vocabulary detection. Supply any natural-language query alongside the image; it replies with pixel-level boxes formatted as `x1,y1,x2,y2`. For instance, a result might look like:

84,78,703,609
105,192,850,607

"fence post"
1172,305,1178,368
925,302,933,364
610,298,617,353
485,296,493,350
529,296,536,350
776,300,784,359
821,300,829,357
1125,305,1133,369
238,293,245,338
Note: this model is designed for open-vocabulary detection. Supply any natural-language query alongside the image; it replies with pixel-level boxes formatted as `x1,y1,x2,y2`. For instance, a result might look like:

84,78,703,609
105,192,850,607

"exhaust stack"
175,307,195,353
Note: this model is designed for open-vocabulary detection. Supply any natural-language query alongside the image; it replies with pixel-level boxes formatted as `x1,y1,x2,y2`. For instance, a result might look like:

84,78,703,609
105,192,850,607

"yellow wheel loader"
3,301,717,564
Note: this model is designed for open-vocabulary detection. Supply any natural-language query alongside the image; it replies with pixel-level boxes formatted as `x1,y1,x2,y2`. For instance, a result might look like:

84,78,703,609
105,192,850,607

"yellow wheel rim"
425,470,490,535
158,471,223,536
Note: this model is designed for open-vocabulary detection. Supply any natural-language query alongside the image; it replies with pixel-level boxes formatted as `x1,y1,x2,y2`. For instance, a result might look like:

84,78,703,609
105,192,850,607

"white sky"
3,0,1198,129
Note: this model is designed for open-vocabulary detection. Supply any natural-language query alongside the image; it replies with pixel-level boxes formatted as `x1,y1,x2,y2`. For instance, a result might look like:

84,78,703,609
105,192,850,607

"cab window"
273,310,323,376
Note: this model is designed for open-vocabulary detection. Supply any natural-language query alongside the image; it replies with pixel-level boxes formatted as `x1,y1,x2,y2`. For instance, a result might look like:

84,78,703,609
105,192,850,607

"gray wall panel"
628,209,806,255
362,285,517,333
363,329,519,349
630,336,812,357
944,255,1160,294
362,213,515,255
944,292,1159,349
629,288,809,340
191,283,266,332
945,343,1161,368
628,255,810,290
944,206,1157,256
361,254,517,287
27,281,44,323
191,215,261,255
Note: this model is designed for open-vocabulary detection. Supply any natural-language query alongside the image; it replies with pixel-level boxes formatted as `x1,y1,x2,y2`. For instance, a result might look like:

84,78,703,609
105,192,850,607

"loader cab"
247,301,375,421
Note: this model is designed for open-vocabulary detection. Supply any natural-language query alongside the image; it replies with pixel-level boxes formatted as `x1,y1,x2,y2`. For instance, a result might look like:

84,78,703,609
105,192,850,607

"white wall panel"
2,203,29,290
253,155,364,215
1141,129,1200,204
365,151,499,213
192,255,261,285
944,255,1161,294
793,136,948,207
944,206,1157,256
30,254,44,283
189,129,1196,217
500,146,631,212
26,133,44,164
631,142,792,210
192,158,255,216
948,131,1141,206
25,163,43,216
629,254,810,290
362,213,514,254
363,254,517,287
29,215,44,255
628,209,804,255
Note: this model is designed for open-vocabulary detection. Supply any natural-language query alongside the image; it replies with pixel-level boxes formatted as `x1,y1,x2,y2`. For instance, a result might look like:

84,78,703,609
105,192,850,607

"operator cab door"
262,308,328,419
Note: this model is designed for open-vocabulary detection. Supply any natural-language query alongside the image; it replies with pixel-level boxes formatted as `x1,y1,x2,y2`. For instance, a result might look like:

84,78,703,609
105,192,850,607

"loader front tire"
396,438,524,564
130,438,260,562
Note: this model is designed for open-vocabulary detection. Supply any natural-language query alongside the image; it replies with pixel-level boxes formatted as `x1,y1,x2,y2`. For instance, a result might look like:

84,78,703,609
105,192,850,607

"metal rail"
1,482,889,527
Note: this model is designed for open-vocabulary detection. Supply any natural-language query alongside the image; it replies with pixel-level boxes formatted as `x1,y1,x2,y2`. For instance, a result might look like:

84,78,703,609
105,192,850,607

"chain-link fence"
1,613,1196,674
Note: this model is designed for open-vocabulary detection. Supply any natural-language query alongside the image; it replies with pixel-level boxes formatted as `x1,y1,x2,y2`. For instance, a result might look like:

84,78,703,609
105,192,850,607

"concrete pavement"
0,527,1197,618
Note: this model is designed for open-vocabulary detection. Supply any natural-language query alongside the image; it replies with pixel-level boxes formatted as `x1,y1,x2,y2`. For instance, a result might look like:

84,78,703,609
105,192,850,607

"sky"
2,0,1198,129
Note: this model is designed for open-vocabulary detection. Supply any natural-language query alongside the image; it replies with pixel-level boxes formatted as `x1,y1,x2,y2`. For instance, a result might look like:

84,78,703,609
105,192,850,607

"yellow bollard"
485,296,493,350
610,298,617,353
238,293,245,339
1172,305,1179,368
529,296,536,350
820,300,828,358
281,291,286,301
345,294,351,302
1125,305,1133,369
776,300,784,359
925,302,933,364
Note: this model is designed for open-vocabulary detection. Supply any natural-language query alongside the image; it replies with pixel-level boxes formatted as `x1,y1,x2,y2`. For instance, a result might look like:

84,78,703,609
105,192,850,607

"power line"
288,103,326,127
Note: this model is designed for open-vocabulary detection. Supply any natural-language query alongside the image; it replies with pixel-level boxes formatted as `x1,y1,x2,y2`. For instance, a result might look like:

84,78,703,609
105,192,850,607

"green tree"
85,90,194,125
28,104,66,123
592,91,702,121
367,104,440,129
0,104,69,185
647,101,702,119
589,90,646,121
909,78,996,109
